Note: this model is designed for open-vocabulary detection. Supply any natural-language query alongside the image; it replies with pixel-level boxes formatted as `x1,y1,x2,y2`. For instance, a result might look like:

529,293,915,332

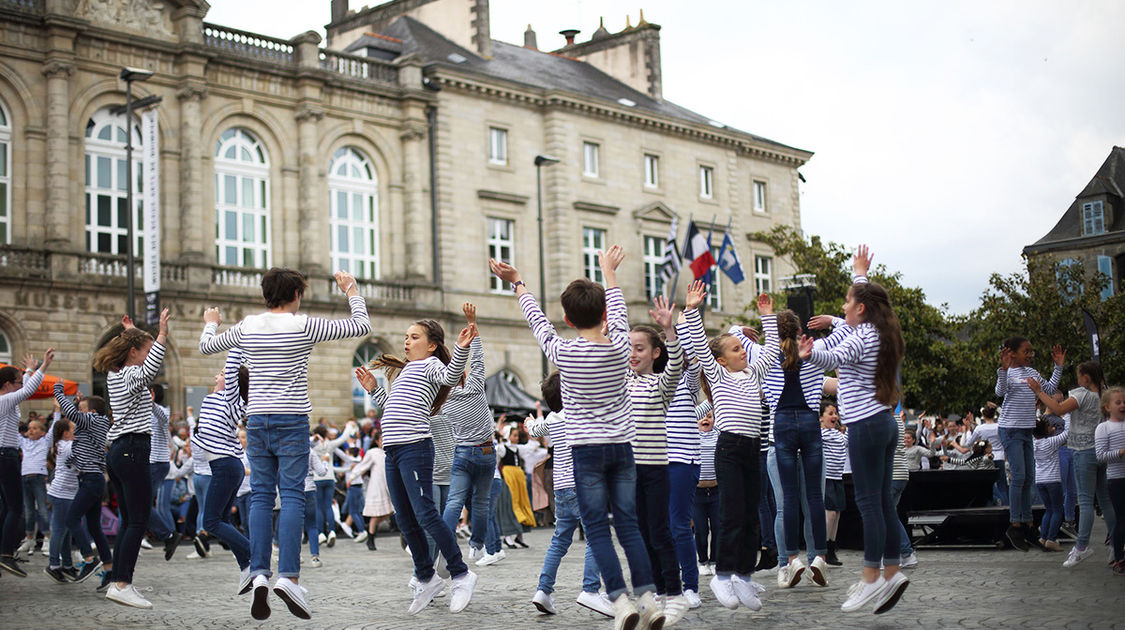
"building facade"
0,0,811,419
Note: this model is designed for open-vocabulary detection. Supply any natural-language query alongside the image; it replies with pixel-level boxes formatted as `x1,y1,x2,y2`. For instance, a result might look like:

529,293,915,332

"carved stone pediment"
632,201,678,224
77,0,174,38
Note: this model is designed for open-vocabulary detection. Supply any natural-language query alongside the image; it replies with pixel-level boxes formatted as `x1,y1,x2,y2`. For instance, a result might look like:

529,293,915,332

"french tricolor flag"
681,221,716,280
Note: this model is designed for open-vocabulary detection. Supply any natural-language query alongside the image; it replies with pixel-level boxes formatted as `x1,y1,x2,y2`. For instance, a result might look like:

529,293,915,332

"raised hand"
489,259,522,284
158,308,171,338
121,315,135,330
457,323,479,348
41,348,54,372
203,307,222,325
649,295,676,329
756,293,773,316
854,244,873,276
534,400,542,419
808,315,835,330
22,352,38,372
797,334,814,359
462,302,477,327
1051,345,1066,366
1000,347,1012,370
335,270,358,295
598,245,625,273
1025,377,1042,394
354,366,378,393
740,326,760,343
685,280,707,311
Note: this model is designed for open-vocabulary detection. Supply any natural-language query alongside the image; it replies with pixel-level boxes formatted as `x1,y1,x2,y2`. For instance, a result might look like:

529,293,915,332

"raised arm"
221,346,245,411
525,409,551,440
1038,346,1066,395
348,450,376,483
747,299,781,380
803,325,870,372
355,366,388,409
53,382,96,430
683,282,723,386
306,271,372,342
0,350,49,409
425,340,472,387
813,317,854,352
652,296,684,398
460,304,487,395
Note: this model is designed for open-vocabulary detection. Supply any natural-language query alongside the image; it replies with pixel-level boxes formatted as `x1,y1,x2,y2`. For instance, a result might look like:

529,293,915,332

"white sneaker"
776,567,788,589
251,574,271,620
327,531,337,547
710,575,739,609
408,575,445,597
449,570,477,613
683,589,702,609
309,556,322,568
139,538,153,550
750,580,766,594
468,546,484,561
408,575,445,614
841,577,885,612
637,591,666,629
185,551,202,560
872,571,909,614
576,590,615,617
730,576,762,611
238,568,252,595
779,557,806,588
435,552,450,578
106,584,153,609
456,524,472,539
532,589,557,614
663,594,689,626
15,539,32,557
1063,546,1094,568
317,533,327,545
809,556,829,586
611,593,640,630
354,531,368,544
698,563,712,577
274,576,311,619
475,551,503,566
900,552,918,569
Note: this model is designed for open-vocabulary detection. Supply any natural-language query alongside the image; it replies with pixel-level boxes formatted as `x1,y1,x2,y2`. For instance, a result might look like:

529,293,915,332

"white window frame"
0,329,11,365
352,342,389,417
487,217,514,293
706,243,722,310
643,235,666,299
582,226,606,285
84,108,143,256
753,180,767,213
214,128,270,269
754,255,772,295
582,141,600,178
1082,201,1105,236
1097,255,1114,300
0,101,9,245
488,126,508,165
643,153,660,189
329,147,380,279
699,165,714,199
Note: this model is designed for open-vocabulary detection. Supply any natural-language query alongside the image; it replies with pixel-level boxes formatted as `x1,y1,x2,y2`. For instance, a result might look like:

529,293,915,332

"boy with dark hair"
490,246,665,630
260,268,309,309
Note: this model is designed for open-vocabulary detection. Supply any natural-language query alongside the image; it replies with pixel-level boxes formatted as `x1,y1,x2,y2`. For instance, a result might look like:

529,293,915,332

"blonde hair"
1101,386,1125,416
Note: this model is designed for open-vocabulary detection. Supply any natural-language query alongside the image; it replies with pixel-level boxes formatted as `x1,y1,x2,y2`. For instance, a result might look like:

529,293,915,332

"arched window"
0,101,10,245
352,341,388,418
328,147,380,278
214,128,270,268
84,108,143,255
0,329,11,365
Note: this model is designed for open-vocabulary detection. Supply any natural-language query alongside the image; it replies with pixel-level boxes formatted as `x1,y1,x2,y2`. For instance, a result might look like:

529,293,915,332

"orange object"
0,363,79,399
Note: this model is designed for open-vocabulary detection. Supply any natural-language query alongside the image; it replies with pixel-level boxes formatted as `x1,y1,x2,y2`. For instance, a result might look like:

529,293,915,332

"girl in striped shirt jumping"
798,245,906,614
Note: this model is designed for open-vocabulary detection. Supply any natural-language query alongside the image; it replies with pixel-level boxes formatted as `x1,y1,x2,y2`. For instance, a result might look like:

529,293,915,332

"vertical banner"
1081,309,1100,363
141,109,161,326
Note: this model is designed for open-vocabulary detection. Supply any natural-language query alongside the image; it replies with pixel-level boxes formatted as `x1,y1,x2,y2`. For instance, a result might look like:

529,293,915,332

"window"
0,329,10,365
352,342,388,418
582,227,606,284
84,108,143,255
644,154,659,188
1098,255,1115,301
487,217,514,293
329,147,380,279
754,255,772,294
214,128,270,268
582,141,599,178
0,101,9,244
1057,257,1082,301
706,244,721,310
488,127,508,165
699,165,714,199
753,180,767,213
643,235,666,299
1082,201,1105,236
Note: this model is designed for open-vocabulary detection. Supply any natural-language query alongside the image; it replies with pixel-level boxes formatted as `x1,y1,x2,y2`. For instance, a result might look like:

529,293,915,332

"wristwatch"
512,280,526,289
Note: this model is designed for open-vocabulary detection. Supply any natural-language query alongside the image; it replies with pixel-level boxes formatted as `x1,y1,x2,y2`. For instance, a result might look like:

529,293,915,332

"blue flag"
716,232,745,284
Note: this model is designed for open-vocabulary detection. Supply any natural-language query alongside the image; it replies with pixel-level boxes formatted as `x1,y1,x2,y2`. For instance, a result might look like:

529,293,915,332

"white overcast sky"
207,0,1125,315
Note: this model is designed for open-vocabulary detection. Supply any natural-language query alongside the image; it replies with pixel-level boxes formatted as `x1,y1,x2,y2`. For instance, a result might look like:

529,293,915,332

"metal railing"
319,50,400,84
202,22,294,65
0,0,44,13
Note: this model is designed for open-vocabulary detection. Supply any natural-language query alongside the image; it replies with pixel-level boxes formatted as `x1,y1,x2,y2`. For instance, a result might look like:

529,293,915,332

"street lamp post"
119,67,154,323
534,154,560,380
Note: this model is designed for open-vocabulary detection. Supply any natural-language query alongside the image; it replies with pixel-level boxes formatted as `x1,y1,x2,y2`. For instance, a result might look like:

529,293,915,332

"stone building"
1024,146,1125,300
0,0,811,419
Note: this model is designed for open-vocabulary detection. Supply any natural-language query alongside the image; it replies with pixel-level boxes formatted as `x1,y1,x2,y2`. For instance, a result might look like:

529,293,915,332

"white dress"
349,447,394,517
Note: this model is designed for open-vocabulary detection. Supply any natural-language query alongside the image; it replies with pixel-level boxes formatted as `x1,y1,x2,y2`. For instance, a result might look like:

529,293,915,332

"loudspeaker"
787,293,812,329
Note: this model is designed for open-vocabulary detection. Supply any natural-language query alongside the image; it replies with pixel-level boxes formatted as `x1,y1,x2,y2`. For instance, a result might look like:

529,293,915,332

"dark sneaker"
0,555,27,578
1005,525,1029,552
43,567,70,584
200,534,212,554
73,560,102,583
61,567,79,581
164,534,181,561
193,536,209,558
96,569,113,592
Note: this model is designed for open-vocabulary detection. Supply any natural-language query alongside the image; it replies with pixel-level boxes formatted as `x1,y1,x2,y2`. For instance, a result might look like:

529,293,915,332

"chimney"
559,28,580,47
524,24,537,50
553,15,664,100
330,0,349,24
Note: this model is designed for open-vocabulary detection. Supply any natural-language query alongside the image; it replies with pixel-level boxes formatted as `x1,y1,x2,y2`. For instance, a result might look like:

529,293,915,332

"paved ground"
1,522,1121,630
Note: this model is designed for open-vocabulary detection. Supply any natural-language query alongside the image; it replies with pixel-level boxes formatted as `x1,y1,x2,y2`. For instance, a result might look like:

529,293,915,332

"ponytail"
776,310,802,371
93,328,154,373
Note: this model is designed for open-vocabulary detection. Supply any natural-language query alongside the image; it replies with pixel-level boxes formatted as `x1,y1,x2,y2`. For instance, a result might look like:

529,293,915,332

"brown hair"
238,365,249,405
261,267,308,309
370,320,462,415
83,395,109,417
707,333,735,361
849,281,904,406
0,366,21,389
48,418,72,469
776,309,802,371
93,328,154,373
560,278,606,329
630,324,668,372
1077,361,1106,394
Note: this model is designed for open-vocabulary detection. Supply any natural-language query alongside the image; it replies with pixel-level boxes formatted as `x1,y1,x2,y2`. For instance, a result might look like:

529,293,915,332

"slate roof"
1026,146,1125,253
377,16,806,155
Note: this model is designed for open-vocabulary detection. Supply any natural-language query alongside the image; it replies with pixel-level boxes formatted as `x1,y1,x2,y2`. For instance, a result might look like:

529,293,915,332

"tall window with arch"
85,108,143,255
329,147,380,279
0,329,11,365
352,341,389,419
214,128,270,268
0,100,10,245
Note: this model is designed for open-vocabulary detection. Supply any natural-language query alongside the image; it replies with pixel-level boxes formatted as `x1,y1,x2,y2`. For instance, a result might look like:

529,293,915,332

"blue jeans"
304,490,320,556
68,472,112,563
346,485,365,530
21,474,49,536
1059,446,1077,521
234,494,249,533
773,409,827,558
106,433,152,583
1036,482,1064,542
667,462,700,592
441,445,496,551
1109,479,1125,562
571,442,654,600
384,438,467,581
767,447,815,565
426,483,450,562
891,479,913,556
148,461,174,539
314,479,335,536
537,487,601,595
848,411,899,569
48,495,83,568
1073,447,1117,548
485,477,502,554
246,414,311,579
204,456,250,570
193,473,211,534
993,459,1009,506
636,464,681,595
693,486,719,563
758,451,776,551
998,427,1035,523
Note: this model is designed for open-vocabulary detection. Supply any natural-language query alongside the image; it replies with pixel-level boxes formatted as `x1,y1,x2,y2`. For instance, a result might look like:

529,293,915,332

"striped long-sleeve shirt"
19,429,54,476
527,410,574,490
964,422,1005,460
699,429,719,481
893,414,909,481
442,337,495,446
518,288,633,447
149,404,170,464
0,367,45,448
1034,423,1069,484
683,308,776,437
1095,420,1125,480
106,341,166,441
734,323,829,414
191,348,247,460
726,326,774,450
629,325,686,466
47,440,80,500
821,427,848,480
666,362,702,465
996,365,1062,429
199,295,371,415
430,412,455,484
370,347,470,447
53,383,110,474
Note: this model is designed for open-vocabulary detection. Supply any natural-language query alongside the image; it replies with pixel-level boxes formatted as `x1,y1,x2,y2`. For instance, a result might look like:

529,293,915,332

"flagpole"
670,213,692,301
701,214,716,314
